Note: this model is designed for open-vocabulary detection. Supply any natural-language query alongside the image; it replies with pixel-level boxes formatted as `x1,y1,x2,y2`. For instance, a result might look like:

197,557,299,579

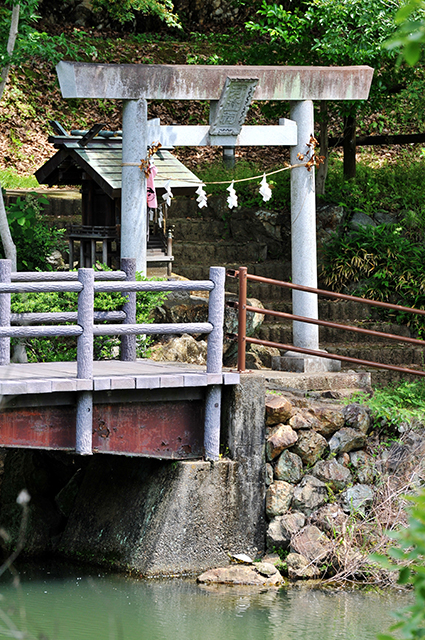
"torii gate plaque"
56,62,373,372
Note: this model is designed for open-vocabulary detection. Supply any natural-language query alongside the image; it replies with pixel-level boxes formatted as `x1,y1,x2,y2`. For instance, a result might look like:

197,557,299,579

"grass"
349,379,425,430
0,169,39,190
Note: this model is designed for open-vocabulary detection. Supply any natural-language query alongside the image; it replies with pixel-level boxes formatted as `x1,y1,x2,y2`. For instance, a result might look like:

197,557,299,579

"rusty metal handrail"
228,267,425,377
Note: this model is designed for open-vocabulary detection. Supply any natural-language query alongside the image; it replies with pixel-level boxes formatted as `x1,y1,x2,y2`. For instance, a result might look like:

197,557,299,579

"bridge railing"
0,260,225,456
0,260,225,376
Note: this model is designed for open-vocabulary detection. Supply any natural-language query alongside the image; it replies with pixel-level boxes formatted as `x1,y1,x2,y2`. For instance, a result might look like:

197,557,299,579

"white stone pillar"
279,100,339,373
121,99,148,275
290,100,319,351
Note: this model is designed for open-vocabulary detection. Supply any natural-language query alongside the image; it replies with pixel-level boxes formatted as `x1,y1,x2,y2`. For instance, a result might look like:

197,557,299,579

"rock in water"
197,565,283,586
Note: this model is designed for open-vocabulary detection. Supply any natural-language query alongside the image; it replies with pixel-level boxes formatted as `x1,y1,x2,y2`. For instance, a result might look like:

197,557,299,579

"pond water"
0,564,412,640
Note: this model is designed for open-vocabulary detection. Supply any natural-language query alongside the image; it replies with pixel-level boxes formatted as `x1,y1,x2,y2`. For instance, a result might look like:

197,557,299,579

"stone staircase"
168,198,425,386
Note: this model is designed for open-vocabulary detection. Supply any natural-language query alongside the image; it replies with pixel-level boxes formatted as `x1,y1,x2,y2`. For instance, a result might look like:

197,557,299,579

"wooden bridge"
0,260,238,460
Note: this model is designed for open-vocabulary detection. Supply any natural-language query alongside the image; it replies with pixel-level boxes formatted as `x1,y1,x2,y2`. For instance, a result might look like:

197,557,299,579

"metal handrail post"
0,260,11,365
76,268,94,455
237,266,247,372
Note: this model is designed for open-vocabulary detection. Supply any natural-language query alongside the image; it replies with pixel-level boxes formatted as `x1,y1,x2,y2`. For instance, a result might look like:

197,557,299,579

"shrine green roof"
35,138,202,198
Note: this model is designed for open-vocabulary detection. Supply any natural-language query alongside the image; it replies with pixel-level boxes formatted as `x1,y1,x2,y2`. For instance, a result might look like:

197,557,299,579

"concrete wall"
0,377,266,576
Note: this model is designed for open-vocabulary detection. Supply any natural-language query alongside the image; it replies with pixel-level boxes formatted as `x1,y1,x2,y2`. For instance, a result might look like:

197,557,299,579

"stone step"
259,299,376,321
175,260,291,287
173,241,269,265
258,321,413,345
171,218,227,241
324,342,425,367
250,369,371,393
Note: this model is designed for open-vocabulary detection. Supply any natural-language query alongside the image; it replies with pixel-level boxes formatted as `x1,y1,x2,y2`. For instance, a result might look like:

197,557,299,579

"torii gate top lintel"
56,61,374,102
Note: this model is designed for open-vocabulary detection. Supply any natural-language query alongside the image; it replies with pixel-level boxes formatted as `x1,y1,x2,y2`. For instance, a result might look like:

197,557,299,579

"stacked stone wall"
264,392,425,580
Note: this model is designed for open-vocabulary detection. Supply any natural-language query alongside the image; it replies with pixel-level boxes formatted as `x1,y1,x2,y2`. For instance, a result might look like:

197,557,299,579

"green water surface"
0,565,412,640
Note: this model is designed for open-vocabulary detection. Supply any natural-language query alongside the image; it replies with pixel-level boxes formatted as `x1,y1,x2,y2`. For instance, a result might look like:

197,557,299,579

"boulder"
265,463,274,487
337,452,350,467
290,525,331,562
266,512,306,551
349,450,377,484
310,459,352,492
328,428,367,455
290,430,328,466
266,395,294,426
249,344,281,369
266,425,298,461
340,484,374,515
254,562,279,577
310,504,348,536
375,212,397,226
349,212,376,230
292,475,328,516
311,405,345,437
197,564,283,586
274,450,303,484
290,406,344,438
286,552,321,579
150,334,207,365
289,411,321,431
266,481,294,518
343,404,371,434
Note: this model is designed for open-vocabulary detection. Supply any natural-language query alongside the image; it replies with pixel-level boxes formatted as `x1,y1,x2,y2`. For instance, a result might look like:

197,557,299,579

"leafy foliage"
351,380,425,428
374,490,425,639
323,154,425,220
92,0,181,28
321,224,425,336
246,0,399,66
0,193,66,271
11,270,167,362
385,0,425,65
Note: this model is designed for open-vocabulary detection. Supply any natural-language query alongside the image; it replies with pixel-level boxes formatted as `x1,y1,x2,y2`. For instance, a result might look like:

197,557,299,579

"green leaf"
398,567,411,584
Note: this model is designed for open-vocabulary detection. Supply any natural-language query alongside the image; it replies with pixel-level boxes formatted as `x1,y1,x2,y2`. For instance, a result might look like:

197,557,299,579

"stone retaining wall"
264,391,425,580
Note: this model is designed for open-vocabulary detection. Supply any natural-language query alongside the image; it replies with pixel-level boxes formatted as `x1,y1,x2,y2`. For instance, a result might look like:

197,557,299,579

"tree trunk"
0,4,20,271
0,192,17,271
343,113,356,180
0,4,20,102
316,100,329,196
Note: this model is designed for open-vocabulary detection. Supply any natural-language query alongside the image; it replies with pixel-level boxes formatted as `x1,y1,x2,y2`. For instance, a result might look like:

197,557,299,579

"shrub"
11,269,167,362
0,193,66,271
321,224,425,336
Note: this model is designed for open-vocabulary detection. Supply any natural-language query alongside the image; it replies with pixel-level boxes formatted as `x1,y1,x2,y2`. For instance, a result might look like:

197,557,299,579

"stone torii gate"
56,62,373,371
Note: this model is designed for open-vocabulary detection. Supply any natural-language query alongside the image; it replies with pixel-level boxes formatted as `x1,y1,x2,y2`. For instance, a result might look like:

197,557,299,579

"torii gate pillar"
280,99,340,372
121,99,148,276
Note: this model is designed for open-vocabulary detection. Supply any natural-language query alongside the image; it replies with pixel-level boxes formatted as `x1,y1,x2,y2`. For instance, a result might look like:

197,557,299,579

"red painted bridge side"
0,399,204,459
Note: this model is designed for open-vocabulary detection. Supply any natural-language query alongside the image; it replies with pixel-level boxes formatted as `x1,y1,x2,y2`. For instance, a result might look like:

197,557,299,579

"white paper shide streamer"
259,173,272,202
227,181,238,209
162,180,173,206
196,183,208,209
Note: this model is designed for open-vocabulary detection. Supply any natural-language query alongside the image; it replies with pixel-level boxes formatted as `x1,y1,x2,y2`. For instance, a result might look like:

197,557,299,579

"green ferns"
321,224,425,336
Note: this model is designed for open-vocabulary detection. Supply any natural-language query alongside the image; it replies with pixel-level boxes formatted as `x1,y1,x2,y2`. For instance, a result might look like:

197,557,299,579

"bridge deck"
0,361,239,458
0,360,239,396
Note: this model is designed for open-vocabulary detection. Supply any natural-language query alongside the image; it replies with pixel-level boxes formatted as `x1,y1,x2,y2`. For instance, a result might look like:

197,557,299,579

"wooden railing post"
120,257,136,362
237,266,247,373
0,260,11,365
205,266,225,461
76,268,94,455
